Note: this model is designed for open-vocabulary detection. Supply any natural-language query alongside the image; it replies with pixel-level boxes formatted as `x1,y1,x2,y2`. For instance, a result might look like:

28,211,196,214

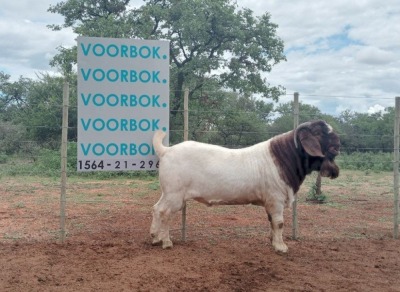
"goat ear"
298,130,325,157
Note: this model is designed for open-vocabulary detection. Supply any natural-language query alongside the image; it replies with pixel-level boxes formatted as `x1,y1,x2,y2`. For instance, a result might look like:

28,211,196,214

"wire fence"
0,92,399,244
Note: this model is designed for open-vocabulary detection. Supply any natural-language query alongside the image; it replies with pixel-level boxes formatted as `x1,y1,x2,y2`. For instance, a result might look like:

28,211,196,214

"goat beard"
320,158,339,179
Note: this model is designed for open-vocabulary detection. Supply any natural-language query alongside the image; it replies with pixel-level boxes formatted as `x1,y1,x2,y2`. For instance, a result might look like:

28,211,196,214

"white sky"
1,0,399,115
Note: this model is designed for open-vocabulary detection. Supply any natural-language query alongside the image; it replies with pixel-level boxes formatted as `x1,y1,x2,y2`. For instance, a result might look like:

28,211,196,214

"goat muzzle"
320,158,339,179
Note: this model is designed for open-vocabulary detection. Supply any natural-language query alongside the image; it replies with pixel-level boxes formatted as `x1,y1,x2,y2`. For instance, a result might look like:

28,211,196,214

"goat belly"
184,173,267,207
193,196,263,207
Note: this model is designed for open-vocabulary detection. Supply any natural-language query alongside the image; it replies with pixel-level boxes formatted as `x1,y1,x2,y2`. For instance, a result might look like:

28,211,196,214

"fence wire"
0,93,398,243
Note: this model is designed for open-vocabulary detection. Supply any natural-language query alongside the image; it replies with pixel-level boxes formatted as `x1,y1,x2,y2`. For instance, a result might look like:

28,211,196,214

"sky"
0,0,399,116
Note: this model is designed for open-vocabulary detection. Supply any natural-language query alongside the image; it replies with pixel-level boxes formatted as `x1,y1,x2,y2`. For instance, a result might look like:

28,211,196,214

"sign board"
77,36,169,171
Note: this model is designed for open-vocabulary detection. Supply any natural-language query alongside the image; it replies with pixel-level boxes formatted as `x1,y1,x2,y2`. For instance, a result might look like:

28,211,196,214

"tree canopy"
48,0,286,114
0,70,395,158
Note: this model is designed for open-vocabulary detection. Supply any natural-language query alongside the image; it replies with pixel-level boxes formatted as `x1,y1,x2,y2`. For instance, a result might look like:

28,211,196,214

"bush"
32,148,61,176
0,122,26,155
337,152,392,172
0,152,7,164
306,179,327,204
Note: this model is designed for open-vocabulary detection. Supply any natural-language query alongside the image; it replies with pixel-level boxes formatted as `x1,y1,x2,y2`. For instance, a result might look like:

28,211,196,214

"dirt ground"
0,170,399,291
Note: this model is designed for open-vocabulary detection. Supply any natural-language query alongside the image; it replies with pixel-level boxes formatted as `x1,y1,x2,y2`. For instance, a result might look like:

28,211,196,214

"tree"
0,72,31,119
0,73,78,149
338,108,393,153
167,79,275,146
209,93,273,146
268,102,338,138
48,0,286,116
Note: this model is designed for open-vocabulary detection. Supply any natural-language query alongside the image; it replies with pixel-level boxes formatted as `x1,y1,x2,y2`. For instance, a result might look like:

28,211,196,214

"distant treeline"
0,72,394,161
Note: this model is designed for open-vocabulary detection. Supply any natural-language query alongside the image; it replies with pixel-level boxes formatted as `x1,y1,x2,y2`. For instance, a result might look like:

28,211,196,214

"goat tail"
153,130,168,157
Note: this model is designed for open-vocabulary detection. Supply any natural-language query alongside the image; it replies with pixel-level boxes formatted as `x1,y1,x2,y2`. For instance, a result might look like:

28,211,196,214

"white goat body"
153,133,293,208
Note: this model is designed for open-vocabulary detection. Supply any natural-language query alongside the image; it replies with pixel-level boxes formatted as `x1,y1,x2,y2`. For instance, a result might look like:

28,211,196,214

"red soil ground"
0,171,399,291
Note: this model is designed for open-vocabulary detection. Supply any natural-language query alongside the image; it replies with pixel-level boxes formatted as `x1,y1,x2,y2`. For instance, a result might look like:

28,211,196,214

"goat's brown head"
294,120,340,179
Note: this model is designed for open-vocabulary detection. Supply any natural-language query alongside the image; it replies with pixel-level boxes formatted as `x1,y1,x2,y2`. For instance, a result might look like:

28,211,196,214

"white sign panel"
77,36,169,171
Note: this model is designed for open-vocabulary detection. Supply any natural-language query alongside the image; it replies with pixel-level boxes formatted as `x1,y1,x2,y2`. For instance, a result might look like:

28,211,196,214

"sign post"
77,37,169,171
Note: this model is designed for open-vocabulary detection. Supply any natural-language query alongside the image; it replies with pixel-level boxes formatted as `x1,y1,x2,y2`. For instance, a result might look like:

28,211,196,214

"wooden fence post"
292,92,299,239
394,96,400,239
182,88,189,241
60,80,69,243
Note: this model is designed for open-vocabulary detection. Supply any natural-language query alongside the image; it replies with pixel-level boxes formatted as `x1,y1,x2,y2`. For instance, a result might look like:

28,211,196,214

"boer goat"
150,120,340,253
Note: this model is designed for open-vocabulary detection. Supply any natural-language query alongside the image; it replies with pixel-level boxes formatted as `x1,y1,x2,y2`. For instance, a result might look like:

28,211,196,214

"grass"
299,169,393,205
325,201,347,209
147,181,160,190
3,232,24,240
69,192,108,204
13,202,26,209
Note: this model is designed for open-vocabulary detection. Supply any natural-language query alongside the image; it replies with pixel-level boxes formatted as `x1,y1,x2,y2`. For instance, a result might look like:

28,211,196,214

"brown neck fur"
269,131,321,193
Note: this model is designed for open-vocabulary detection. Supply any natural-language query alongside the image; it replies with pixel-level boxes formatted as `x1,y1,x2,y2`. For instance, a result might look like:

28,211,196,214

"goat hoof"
162,240,173,249
273,243,288,254
275,249,288,256
151,238,162,246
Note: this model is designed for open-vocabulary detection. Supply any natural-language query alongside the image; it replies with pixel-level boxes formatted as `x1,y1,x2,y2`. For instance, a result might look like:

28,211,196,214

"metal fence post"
292,92,299,239
60,80,69,243
182,88,189,241
394,96,400,239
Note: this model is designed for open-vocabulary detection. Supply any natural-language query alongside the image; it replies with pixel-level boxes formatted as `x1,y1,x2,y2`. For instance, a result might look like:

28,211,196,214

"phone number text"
78,160,159,171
